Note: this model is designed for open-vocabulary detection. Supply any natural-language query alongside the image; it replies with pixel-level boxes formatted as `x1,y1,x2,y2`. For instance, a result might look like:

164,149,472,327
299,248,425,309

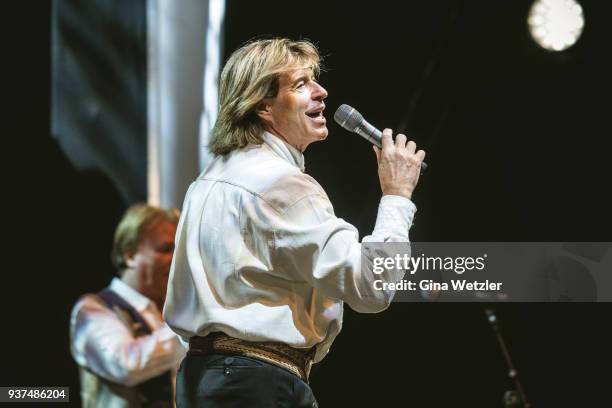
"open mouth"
306,106,325,119
306,111,324,119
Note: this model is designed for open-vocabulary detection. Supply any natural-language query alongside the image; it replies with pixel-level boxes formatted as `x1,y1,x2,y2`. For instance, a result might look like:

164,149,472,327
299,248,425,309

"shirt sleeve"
70,295,186,387
272,193,416,313
367,195,416,242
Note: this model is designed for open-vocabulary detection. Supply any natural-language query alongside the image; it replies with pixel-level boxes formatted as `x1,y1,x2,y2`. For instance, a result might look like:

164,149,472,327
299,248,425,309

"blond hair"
111,204,179,274
209,38,322,156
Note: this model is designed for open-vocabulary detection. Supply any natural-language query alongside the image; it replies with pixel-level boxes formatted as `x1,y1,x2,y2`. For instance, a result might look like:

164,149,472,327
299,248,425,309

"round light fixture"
528,0,584,51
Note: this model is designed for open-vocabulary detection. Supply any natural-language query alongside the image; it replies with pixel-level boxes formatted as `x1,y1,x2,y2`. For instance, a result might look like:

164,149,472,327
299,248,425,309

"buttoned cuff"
370,195,416,242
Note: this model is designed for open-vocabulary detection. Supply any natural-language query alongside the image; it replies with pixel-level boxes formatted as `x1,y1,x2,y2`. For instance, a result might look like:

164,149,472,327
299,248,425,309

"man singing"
164,38,425,407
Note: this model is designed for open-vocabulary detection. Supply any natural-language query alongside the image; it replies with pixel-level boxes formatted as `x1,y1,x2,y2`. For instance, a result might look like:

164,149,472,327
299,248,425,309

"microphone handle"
356,121,428,172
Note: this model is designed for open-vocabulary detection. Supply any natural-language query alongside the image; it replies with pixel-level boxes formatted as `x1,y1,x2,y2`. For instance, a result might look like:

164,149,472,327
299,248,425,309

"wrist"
382,188,413,200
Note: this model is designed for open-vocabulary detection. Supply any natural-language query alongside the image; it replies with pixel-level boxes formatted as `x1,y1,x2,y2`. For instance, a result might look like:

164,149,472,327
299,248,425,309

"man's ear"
256,99,273,123
123,251,137,269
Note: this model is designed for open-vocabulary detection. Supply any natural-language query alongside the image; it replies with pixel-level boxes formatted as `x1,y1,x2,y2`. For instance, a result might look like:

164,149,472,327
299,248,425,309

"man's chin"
316,128,329,141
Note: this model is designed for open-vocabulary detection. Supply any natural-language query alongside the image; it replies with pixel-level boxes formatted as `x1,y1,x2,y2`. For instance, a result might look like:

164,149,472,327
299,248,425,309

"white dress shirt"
70,278,186,386
164,132,416,362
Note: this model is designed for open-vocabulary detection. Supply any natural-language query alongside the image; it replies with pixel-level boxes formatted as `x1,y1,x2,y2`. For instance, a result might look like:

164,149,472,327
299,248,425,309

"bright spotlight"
528,0,584,51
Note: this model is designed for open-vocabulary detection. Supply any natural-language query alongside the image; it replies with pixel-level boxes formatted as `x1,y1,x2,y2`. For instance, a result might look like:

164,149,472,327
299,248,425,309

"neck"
120,270,165,311
120,269,141,293
265,126,306,152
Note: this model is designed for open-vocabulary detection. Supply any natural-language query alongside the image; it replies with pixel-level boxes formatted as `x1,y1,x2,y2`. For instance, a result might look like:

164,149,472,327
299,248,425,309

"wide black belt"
189,332,315,382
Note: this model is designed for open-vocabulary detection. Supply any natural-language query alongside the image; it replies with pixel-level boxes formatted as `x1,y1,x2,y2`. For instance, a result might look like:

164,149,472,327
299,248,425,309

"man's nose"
312,82,328,100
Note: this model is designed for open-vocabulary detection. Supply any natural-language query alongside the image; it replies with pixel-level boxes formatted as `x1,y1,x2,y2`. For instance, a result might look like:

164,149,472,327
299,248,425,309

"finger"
373,145,381,164
395,133,407,148
416,149,426,162
406,140,416,155
381,129,393,151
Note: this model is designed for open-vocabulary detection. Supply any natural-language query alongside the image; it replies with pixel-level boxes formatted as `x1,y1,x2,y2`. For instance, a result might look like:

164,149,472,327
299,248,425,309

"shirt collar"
109,277,155,313
262,131,305,172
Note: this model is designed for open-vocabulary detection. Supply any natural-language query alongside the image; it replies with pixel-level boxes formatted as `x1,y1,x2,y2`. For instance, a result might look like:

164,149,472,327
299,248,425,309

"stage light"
528,0,584,51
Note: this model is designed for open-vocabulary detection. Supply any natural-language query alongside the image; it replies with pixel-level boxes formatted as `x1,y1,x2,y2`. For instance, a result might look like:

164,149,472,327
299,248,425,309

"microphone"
334,104,428,172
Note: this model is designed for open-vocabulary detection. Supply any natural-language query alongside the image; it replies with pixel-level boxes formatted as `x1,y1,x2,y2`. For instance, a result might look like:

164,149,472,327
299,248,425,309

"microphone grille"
334,104,363,131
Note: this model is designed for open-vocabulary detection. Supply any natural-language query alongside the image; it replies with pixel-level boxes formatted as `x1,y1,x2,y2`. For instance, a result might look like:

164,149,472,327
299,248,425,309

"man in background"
70,204,186,407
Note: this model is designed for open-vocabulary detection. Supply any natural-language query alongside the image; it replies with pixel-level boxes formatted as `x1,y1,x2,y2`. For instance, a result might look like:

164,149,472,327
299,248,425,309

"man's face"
260,68,328,151
130,220,177,308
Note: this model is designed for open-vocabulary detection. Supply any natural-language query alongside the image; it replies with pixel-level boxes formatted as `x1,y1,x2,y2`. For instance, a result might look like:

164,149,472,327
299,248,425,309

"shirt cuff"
370,195,417,242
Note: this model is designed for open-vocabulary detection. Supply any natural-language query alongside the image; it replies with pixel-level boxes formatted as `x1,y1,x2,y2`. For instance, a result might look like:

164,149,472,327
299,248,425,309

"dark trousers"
176,352,318,408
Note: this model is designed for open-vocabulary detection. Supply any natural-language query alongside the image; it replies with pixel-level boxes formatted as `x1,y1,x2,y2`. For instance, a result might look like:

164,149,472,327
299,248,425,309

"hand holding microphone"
334,104,426,200
374,129,425,200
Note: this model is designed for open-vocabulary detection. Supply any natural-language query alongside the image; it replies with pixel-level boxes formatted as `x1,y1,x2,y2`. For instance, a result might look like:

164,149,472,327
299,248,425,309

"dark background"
5,1,612,406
